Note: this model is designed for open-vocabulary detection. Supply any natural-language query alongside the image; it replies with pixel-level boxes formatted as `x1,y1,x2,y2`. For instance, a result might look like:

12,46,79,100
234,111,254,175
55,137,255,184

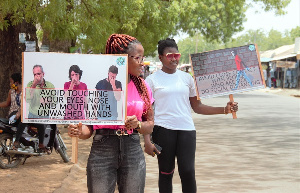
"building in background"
260,38,300,89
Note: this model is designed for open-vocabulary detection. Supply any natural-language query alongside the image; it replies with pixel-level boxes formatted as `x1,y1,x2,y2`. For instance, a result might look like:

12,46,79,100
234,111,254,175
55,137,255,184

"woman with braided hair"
68,34,154,193
144,38,238,193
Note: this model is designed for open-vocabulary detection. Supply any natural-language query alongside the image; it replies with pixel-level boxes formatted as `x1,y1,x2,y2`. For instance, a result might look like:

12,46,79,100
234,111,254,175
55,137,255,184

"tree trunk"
0,19,37,117
42,30,72,53
0,18,71,117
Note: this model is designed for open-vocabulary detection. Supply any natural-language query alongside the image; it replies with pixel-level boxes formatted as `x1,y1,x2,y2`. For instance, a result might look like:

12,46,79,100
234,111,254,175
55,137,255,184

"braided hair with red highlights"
105,34,152,116
106,34,137,55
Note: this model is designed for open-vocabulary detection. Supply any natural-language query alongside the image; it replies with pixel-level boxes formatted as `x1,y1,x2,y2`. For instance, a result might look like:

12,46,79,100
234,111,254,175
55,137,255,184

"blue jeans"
87,134,146,193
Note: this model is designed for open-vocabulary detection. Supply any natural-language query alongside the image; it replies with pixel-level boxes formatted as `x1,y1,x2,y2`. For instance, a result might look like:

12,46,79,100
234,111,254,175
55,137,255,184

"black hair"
157,38,178,55
11,73,22,84
108,65,118,74
69,65,83,80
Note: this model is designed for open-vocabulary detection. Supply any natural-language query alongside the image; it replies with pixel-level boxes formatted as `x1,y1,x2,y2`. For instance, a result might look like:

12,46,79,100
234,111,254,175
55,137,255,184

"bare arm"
189,96,238,115
113,88,122,101
64,79,77,98
111,81,122,101
68,123,93,139
124,106,154,135
139,107,154,135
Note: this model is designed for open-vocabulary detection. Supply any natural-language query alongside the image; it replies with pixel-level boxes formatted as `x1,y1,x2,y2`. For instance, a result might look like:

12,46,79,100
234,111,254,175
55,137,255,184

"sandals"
38,144,51,154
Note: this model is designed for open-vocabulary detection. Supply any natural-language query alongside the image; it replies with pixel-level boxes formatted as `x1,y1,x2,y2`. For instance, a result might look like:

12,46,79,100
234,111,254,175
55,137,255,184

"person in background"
0,73,22,123
143,65,150,79
68,34,154,193
20,64,55,152
263,69,267,86
285,68,292,88
185,66,189,73
144,38,238,193
0,73,22,149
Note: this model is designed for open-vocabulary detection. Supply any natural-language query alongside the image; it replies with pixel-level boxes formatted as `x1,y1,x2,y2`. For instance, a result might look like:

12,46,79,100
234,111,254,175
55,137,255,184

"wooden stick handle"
229,94,237,119
71,122,82,164
71,136,78,163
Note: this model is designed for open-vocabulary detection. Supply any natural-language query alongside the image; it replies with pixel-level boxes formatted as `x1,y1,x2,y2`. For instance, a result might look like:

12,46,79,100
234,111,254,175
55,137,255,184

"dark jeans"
18,112,55,146
87,133,146,193
15,123,45,145
152,125,197,193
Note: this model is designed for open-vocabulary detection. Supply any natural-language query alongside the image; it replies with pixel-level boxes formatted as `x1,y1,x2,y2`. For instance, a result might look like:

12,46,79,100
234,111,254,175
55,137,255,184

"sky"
237,0,299,35
175,0,300,40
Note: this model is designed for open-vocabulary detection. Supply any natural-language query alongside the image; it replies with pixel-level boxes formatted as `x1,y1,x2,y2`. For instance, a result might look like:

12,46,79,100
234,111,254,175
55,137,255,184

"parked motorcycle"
0,118,69,169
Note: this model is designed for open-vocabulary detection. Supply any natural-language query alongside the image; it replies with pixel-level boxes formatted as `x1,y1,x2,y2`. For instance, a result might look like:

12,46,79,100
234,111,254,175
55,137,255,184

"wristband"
224,107,228,115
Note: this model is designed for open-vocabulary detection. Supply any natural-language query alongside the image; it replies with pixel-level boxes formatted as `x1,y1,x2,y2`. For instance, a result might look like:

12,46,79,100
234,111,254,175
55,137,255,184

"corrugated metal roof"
260,50,276,58
271,53,297,61
260,44,297,61
260,57,273,62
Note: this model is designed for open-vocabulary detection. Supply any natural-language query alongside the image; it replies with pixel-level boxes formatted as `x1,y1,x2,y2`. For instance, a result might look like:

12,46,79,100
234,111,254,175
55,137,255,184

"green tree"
225,29,267,50
0,0,291,116
264,29,286,50
0,0,290,54
228,28,298,51
178,26,300,66
289,26,300,41
178,33,222,64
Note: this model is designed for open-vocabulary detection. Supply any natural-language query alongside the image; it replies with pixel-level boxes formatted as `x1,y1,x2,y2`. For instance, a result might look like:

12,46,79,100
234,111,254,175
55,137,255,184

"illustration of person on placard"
95,65,122,120
64,65,88,120
24,64,56,152
26,64,55,118
231,50,253,90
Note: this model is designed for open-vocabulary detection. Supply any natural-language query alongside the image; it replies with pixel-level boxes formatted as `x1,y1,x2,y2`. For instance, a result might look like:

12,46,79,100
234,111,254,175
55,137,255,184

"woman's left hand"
125,115,139,130
225,102,238,114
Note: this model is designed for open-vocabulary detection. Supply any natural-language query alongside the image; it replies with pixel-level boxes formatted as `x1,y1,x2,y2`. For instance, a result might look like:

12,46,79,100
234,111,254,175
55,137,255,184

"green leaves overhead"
177,26,299,64
0,0,290,54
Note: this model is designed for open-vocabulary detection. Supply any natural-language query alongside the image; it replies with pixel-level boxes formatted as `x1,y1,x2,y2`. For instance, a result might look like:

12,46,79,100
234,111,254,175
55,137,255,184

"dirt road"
1,88,299,193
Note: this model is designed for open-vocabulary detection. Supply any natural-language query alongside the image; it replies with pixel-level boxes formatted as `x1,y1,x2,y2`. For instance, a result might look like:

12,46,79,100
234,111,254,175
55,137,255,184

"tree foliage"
177,26,300,64
290,26,300,41
0,0,290,55
0,0,292,117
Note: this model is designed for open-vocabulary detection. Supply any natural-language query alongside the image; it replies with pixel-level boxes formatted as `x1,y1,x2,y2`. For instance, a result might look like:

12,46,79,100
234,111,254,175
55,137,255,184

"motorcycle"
0,118,70,169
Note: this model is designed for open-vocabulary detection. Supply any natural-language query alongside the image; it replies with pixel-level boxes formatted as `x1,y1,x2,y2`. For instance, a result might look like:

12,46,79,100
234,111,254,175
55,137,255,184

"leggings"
152,125,197,193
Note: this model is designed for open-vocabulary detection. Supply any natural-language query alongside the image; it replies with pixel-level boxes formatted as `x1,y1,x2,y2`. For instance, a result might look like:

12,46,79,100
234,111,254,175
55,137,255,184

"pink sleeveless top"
93,79,154,130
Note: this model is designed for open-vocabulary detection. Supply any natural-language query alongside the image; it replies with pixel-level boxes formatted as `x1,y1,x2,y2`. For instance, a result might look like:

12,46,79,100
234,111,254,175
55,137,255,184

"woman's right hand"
144,141,161,157
68,122,82,137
